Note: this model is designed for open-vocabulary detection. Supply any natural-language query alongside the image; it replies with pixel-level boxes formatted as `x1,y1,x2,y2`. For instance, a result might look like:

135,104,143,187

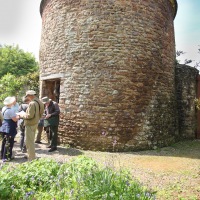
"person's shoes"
35,141,42,144
2,159,9,162
48,147,57,152
47,145,51,148
2,157,12,162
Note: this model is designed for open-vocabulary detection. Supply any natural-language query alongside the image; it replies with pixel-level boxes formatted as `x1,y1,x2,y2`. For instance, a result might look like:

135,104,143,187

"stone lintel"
40,73,64,80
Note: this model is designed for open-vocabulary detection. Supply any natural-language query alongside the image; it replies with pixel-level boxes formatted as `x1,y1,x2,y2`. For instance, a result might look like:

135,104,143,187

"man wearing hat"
42,96,60,152
17,90,44,161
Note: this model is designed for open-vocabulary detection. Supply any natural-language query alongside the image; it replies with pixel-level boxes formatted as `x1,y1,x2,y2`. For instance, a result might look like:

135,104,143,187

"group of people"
0,90,60,162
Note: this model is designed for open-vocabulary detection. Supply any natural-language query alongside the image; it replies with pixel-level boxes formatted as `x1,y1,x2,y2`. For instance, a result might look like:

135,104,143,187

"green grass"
0,156,155,200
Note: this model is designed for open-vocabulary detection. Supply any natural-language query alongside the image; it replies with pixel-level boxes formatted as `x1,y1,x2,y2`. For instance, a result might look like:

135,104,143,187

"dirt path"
6,139,200,200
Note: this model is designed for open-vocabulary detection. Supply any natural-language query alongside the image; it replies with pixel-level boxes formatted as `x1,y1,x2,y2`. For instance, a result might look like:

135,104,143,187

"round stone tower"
39,0,178,151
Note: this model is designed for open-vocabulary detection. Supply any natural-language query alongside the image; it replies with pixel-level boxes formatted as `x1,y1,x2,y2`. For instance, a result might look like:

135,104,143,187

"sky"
0,0,199,67
0,0,41,60
174,0,200,66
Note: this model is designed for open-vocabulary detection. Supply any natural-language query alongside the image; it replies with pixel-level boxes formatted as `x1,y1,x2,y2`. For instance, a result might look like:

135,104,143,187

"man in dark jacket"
42,96,60,152
18,96,30,153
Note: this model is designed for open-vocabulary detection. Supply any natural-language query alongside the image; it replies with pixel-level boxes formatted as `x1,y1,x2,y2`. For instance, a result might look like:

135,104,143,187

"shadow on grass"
121,139,200,159
4,139,200,164
35,143,83,157
9,142,83,164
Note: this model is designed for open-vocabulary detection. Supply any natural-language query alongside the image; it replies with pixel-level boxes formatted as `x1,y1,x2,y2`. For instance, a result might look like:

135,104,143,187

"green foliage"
18,71,40,98
0,156,155,200
0,45,38,78
0,44,39,107
194,98,200,110
0,73,22,99
0,71,39,108
0,159,59,199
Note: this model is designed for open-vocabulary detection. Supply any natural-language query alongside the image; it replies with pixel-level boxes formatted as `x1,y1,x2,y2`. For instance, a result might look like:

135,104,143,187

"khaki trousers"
35,125,44,142
25,124,38,161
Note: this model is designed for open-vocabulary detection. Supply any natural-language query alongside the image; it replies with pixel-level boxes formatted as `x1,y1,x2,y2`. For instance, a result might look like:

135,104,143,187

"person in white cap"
12,96,19,114
17,90,44,161
1,96,18,162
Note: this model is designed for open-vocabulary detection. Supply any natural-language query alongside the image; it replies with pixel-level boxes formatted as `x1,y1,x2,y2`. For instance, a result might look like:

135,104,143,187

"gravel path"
3,138,200,200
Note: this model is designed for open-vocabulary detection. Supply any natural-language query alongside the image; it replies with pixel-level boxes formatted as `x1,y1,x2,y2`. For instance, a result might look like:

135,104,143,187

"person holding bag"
42,97,60,152
17,90,44,161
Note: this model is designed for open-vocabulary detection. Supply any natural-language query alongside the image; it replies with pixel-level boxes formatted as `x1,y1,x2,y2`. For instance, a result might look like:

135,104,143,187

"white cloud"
0,0,41,60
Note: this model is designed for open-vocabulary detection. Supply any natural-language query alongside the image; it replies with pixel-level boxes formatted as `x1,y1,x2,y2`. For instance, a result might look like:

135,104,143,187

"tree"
0,71,39,108
0,45,38,78
20,71,40,96
0,73,22,100
0,45,39,108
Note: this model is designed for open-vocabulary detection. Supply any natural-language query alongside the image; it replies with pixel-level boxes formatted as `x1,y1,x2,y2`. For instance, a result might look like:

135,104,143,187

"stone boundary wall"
40,0,179,151
175,64,199,139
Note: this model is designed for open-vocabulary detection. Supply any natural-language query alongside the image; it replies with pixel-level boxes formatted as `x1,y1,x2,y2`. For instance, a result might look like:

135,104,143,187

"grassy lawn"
82,140,200,200
1,139,200,199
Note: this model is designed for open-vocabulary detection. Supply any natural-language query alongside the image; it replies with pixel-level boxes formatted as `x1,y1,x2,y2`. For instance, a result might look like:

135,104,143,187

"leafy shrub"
0,156,155,200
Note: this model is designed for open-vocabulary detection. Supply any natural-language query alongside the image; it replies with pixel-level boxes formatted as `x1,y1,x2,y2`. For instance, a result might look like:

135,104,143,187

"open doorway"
42,79,60,103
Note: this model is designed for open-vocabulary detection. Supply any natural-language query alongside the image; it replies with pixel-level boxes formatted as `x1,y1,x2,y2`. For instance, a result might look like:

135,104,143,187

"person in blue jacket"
1,96,18,162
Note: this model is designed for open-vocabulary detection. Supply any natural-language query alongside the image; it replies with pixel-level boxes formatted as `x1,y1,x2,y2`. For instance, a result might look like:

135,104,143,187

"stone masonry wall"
40,0,178,151
175,64,199,139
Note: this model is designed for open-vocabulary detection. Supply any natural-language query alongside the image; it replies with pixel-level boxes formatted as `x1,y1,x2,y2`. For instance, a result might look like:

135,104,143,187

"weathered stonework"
175,64,199,139
39,0,179,151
